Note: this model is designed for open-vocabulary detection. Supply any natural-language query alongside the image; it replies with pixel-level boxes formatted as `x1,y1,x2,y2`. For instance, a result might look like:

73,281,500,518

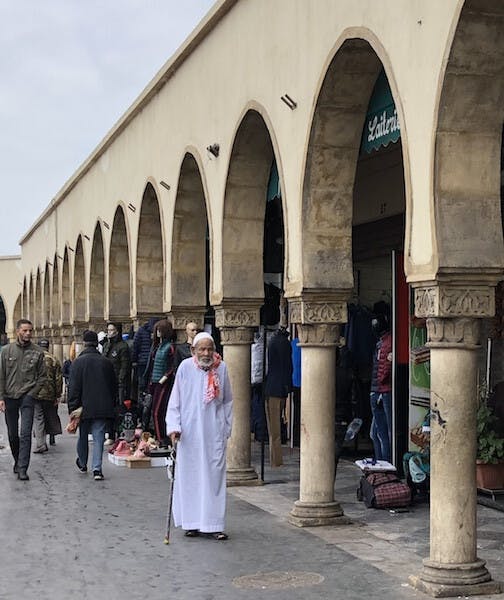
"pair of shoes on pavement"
33,445,48,454
76,458,104,480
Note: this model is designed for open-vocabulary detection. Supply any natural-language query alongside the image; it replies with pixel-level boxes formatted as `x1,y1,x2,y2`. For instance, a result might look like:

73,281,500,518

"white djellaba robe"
166,357,233,533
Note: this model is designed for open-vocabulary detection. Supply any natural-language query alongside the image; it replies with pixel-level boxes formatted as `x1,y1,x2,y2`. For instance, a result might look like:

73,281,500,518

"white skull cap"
191,332,214,348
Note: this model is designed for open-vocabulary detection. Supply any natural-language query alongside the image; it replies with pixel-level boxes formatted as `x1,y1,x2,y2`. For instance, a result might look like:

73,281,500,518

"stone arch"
302,38,385,290
109,205,131,319
62,248,71,324
136,183,164,314
73,235,86,322
35,268,43,329
172,154,209,308
89,222,105,322
222,109,279,299
28,272,35,324
51,255,60,326
22,277,28,319
43,262,50,327
434,0,504,274
0,294,6,336
13,293,22,329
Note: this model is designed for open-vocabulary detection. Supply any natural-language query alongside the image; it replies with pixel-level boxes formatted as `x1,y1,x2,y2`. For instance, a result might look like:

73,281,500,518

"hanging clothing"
166,358,233,533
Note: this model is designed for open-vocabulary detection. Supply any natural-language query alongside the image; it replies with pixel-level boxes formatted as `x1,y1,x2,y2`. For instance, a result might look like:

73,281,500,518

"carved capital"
414,284,495,318
219,327,255,345
297,323,339,347
214,301,260,328
168,307,205,332
288,295,347,325
426,317,481,349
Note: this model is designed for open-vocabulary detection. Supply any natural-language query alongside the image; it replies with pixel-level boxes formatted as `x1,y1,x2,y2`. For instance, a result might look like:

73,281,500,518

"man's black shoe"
13,463,18,474
76,458,87,473
49,435,56,446
18,469,29,481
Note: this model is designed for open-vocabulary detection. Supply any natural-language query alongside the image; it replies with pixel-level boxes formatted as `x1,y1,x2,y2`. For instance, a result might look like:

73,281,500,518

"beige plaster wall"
17,0,463,312
0,256,22,336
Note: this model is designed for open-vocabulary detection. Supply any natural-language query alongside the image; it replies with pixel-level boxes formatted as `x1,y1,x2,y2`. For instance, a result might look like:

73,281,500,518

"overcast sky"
0,0,215,256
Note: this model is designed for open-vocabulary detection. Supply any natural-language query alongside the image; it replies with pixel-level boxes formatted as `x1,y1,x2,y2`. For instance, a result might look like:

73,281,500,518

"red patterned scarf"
193,352,222,403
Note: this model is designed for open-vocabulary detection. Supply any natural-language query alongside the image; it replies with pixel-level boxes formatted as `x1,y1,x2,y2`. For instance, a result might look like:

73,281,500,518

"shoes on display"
104,438,114,446
18,469,29,481
93,470,104,481
76,458,87,473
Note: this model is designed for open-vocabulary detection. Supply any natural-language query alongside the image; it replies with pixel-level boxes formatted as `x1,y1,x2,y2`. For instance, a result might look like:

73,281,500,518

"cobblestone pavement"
0,420,503,600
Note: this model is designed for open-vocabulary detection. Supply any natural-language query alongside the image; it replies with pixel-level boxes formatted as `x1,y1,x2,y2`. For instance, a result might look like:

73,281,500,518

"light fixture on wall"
68,247,74,253
84,234,90,241
206,143,220,159
127,203,136,212
280,94,297,110
160,180,171,191
103,221,110,230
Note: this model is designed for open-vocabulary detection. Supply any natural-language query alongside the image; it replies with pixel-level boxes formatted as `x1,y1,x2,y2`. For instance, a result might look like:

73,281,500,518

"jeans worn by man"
0,319,47,481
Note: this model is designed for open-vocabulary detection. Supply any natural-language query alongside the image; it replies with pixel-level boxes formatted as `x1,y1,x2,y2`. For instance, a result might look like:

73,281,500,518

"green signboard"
361,69,401,154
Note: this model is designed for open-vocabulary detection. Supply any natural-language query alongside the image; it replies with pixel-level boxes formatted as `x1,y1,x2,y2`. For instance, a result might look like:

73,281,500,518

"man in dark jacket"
68,330,117,480
264,326,292,467
0,319,46,480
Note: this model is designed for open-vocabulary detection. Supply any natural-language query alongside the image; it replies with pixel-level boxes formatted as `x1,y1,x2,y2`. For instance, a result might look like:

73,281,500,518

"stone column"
410,284,501,597
288,295,349,526
60,326,73,361
215,302,261,486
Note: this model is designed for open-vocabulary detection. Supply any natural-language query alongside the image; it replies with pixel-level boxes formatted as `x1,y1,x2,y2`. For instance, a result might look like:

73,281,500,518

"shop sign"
361,70,401,154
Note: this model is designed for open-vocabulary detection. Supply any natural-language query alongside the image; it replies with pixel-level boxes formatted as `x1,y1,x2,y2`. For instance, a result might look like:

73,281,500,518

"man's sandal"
184,529,200,537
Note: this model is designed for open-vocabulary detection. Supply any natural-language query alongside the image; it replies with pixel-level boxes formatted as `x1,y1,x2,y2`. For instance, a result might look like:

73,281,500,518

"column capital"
297,323,339,347
168,307,205,331
214,300,260,329
219,327,255,345
288,291,349,325
412,280,496,319
426,317,481,349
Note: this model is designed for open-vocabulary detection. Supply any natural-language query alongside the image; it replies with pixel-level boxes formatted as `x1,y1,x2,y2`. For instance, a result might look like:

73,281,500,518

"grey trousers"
33,400,48,451
5,395,35,469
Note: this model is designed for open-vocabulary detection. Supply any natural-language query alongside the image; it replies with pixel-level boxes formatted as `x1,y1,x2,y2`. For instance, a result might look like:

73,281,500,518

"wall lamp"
128,203,136,212
160,180,171,191
103,221,110,230
68,247,74,253
206,143,220,159
84,234,90,241
281,94,297,110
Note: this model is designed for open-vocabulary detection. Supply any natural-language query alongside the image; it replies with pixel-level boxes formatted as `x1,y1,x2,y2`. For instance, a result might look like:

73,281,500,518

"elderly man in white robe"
166,332,233,540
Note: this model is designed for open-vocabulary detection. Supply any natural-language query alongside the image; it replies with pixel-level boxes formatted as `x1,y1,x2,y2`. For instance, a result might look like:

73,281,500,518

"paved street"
0,419,503,600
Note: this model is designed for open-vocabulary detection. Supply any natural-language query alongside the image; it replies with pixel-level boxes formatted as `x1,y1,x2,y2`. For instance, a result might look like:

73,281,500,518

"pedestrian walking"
166,332,233,540
68,330,117,480
0,319,46,480
33,339,63,452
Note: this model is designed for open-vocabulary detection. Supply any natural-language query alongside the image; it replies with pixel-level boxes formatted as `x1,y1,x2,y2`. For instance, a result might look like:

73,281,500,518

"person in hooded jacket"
68,330,117,480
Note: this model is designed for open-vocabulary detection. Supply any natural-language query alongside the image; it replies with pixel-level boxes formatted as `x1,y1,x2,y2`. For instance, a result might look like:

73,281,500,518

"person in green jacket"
0,319,46,480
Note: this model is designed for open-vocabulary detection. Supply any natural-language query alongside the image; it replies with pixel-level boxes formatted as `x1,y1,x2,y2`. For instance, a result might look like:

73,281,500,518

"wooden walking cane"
163,441,177,544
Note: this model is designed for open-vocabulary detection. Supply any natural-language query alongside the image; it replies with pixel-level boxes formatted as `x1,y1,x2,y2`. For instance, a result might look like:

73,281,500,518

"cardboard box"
108,453,127,467
126,457,151,469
